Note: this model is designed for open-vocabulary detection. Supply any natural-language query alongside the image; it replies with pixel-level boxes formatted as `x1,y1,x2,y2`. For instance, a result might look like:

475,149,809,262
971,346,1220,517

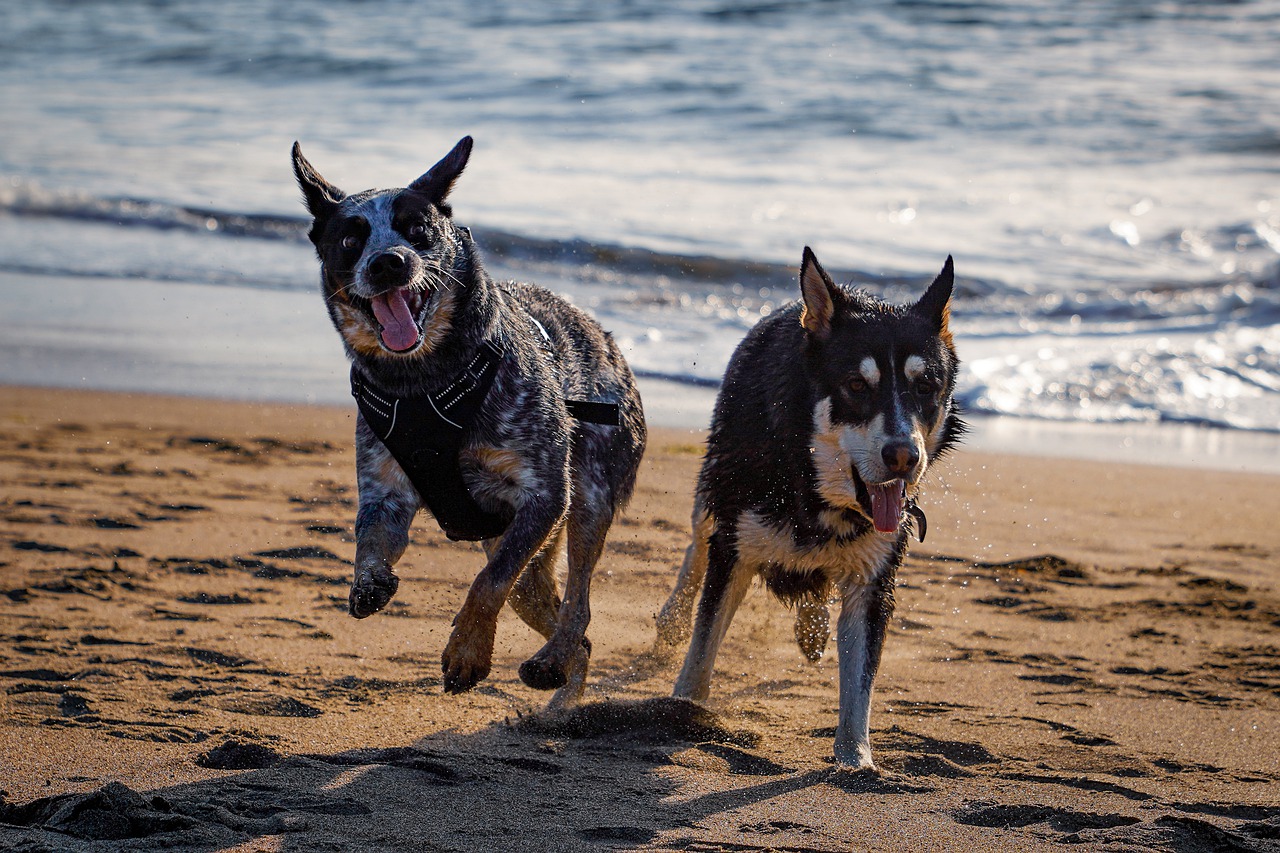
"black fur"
659,246,962,769
702,264,963,540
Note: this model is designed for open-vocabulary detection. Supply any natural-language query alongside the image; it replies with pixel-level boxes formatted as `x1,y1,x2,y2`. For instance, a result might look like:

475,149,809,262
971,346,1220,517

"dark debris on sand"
516,696,759,748
196,738,281,771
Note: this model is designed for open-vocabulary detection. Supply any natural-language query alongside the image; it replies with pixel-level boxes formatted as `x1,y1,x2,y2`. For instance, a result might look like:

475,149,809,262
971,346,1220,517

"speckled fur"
658,246,963,770
293,137,646,702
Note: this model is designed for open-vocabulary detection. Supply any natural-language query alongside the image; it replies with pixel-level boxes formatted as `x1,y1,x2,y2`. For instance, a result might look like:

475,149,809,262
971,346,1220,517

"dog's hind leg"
655,496,711,650
506,526,565,641
832,566,897,771
442,477,568,694
518,496,610,700
504,529,592,708
794,591,831,663
673,528,753,702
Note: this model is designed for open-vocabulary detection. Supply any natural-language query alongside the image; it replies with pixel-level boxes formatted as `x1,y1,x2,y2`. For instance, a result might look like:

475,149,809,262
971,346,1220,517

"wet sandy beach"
1,385,1277,852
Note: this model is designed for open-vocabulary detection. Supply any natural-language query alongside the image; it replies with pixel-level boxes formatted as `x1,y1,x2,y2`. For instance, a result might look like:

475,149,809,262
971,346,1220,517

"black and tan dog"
656,247,962,769
292,136,646,706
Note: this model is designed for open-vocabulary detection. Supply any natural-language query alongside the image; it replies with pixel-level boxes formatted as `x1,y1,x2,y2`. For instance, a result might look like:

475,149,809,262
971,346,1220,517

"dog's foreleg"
350,421,420,618
655,496,711,650
833,568,896,771
442,480,568,694
673,529,752,702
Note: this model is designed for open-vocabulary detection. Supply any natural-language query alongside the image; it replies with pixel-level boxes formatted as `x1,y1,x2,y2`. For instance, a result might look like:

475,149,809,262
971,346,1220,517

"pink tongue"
869,480,906,533
370,290,421,352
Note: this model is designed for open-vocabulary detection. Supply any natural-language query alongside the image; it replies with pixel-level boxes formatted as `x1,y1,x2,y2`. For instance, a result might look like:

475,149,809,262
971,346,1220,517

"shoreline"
3,369,1277,474
2,268,1278,474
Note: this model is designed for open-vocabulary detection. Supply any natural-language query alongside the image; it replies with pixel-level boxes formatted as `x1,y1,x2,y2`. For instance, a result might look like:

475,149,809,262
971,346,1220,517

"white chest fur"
734,509,897,590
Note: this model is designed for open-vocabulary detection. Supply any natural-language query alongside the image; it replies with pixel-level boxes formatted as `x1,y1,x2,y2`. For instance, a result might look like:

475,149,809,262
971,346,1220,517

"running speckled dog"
292,136,646,706
656,247,962,769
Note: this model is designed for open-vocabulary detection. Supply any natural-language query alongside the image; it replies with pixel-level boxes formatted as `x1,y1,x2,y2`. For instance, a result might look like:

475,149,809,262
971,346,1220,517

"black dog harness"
351,339,620,542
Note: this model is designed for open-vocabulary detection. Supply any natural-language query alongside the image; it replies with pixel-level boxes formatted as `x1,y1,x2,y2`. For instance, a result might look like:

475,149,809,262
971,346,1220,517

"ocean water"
1,0,1278,432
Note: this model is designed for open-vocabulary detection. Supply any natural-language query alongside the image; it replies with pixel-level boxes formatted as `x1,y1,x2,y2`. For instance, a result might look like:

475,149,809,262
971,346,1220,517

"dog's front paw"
441,625,494,694
349,567,399,618
833,739,877,773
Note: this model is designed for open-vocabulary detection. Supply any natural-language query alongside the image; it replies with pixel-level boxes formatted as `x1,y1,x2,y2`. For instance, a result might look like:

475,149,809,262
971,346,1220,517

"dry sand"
1,384,1277,852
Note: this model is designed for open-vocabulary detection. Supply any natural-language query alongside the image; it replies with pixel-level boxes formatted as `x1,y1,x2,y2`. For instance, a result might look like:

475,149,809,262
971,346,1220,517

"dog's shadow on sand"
2,696,883,851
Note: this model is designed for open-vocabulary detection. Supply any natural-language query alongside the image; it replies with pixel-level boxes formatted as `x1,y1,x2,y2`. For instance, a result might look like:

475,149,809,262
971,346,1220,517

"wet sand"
1,385,1277,851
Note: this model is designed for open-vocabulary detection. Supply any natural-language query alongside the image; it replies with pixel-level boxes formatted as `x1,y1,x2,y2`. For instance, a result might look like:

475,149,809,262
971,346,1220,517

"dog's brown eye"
913,378,938,396
849,377,868,393
408,223,426,238
341,235,360,250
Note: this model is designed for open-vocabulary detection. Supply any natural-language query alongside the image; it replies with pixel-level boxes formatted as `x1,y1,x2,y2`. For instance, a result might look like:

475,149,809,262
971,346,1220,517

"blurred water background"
1,0,1277,438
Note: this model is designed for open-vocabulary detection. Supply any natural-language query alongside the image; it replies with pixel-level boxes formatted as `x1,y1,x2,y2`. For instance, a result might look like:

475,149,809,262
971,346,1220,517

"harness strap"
350,331,622,542
527,316,621,426
566,400,620,425
351,342,510,542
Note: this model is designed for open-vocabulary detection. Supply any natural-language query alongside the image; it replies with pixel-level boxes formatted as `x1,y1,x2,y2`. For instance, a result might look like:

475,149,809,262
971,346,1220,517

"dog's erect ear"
408,136,473,206
911,255,955,337
291,142,345,223
799,246,841,338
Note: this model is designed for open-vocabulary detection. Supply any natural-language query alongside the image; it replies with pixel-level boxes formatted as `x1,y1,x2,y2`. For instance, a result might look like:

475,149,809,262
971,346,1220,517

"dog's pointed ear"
409,136,473,206
799,246,841,338
912,255,954,336
291,142,345,223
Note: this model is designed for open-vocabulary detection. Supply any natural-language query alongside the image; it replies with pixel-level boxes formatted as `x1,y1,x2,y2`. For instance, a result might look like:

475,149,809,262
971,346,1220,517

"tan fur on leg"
507,528,565,640
673,554,755,702
655,499,712,651
518,502,610,694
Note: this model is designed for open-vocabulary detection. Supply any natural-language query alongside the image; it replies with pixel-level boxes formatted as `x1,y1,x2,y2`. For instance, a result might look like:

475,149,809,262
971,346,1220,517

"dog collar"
906,497,927,542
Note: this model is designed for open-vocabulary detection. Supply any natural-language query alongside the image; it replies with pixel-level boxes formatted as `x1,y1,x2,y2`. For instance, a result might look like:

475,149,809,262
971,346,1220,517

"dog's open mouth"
863,478,907,534
367,287,429,352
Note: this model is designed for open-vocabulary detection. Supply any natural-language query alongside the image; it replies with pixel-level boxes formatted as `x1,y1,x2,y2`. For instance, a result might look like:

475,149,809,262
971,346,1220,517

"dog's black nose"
369,252,407,280
881,440,919,474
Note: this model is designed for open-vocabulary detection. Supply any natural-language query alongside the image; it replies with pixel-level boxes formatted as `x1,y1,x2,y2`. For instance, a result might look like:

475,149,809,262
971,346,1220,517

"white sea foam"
0,1,1277,434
